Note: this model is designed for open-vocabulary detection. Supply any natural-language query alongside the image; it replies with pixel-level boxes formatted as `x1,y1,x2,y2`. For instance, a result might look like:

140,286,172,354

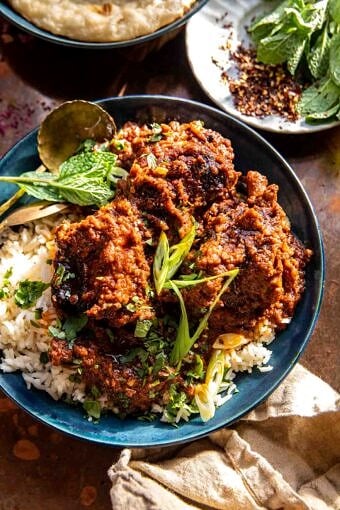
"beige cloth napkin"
108,364,340,510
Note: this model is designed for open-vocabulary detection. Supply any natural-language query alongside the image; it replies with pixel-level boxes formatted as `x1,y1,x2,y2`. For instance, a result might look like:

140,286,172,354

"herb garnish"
148,123,163,142
249,0,340,122
153,223,196,294
0,150,128,207
0,267,13,299
169,269,239,365
14,280,50,309
83,400,101,420
48,314,88,347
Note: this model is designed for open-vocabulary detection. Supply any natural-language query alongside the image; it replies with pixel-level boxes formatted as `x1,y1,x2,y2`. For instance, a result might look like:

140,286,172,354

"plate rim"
0,95,325,446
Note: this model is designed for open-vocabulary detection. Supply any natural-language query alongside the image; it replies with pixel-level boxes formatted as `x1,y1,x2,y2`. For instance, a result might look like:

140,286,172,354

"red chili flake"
221,46,303,121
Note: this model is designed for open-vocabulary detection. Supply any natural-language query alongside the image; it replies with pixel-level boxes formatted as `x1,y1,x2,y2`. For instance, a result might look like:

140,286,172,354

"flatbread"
8,0,196,42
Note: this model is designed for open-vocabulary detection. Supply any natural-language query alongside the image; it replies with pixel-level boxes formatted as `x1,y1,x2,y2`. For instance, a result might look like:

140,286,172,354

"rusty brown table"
0,21,339,510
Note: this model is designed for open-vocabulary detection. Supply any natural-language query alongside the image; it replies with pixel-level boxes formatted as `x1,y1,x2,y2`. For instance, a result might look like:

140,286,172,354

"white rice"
0,218,275,420
0,217,86,403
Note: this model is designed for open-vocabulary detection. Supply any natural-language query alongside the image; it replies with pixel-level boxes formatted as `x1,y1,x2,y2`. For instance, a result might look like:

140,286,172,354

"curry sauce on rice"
7,0,196,42
0,120,311,423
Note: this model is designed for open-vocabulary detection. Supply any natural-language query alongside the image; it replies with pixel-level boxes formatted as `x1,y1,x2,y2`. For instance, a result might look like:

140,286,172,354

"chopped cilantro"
76,138,96,153
152,352,167,375
63,315,88,343
54,263,75,285
121,347,148,364
148,123,163,142
0,267,13,299
48,314,88,346
14,280,50,309
48,325,66,340
83,400,101,420
186,354,205,380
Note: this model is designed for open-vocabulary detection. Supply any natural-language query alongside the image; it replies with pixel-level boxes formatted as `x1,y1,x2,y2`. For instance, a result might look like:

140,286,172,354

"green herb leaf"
152,352,167,375
14,280,50,309
187,354,205,380
307,22,331,78
298,76,340,116
0,267,13,300
148,123,163,142
305,102,340,121
329,33,340,86
83,400,101,420
76,139,96,153
0,150,126,207
48,314,88,346
250,0,328,73
48,325,66,340
329,0,340,24
63,315,88,343
163,269,239,289
170,269,239,365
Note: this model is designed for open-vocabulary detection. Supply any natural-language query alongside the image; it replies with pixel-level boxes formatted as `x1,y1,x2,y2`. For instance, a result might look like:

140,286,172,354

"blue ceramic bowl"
0,96,324,447
0,1,208,49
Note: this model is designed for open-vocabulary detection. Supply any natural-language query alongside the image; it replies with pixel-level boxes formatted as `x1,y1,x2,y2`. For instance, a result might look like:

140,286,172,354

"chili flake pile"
222,46,303,121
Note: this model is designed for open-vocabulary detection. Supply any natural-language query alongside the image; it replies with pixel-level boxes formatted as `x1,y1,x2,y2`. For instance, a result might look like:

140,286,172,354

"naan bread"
8,0,196,42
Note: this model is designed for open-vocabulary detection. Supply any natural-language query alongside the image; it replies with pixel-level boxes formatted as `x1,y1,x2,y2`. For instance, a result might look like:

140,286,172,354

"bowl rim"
0,95,325,447
0,0,209,49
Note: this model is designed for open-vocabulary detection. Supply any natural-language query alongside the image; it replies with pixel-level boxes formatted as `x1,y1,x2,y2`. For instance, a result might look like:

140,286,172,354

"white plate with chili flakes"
186,0,340,134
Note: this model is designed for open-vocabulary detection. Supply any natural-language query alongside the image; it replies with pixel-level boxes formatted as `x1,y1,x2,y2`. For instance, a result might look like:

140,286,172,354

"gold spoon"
0,100,117,226
38,100,116,173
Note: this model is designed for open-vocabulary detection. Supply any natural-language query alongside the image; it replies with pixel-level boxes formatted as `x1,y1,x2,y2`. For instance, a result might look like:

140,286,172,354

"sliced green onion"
153,231,169,295
170,269,239,365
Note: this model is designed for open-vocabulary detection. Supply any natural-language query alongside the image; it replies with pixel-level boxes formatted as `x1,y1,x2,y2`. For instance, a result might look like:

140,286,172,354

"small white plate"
186,0,340,133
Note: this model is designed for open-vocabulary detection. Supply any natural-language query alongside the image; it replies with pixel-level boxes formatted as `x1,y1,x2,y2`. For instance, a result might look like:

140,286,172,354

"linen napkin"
108,364,340,509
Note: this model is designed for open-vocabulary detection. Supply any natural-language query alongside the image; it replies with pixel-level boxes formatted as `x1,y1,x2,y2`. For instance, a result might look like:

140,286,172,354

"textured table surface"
0,19,339,510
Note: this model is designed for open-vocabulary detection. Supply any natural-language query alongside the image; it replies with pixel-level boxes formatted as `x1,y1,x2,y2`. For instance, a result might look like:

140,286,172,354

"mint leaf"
307,23,331,78
329,33,340,86
305,102,340,121
14,280,50,309
0,148,126,207
298,76,340,115
329,0,340,24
